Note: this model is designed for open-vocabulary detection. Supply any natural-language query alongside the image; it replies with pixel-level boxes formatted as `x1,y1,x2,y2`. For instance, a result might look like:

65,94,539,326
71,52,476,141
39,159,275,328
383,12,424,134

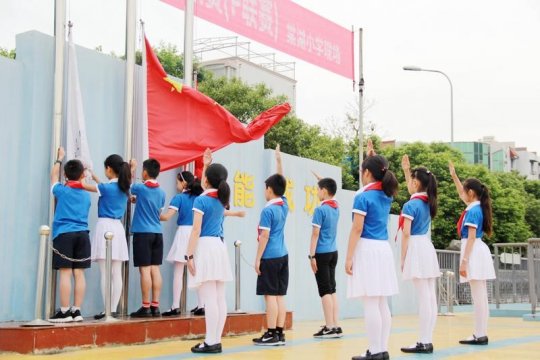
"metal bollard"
22,226,54,327
103,232,118,322
180,268,188,314
231,240,246,314
447,271,455,315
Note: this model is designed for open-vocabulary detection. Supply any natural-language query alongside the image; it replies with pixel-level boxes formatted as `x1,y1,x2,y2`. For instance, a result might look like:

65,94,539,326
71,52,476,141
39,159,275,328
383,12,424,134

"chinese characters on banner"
285,178,295,212
303,185,320,216
161,0,354,80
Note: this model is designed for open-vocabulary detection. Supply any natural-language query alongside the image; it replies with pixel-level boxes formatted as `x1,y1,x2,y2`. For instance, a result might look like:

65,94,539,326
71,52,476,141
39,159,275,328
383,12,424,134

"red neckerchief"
396,193,429,241
144,181,160,188
321,199,339,209
456,210,467,238
364,181,382,192
65,180,84,189
205,189,218,198
257,198,284,241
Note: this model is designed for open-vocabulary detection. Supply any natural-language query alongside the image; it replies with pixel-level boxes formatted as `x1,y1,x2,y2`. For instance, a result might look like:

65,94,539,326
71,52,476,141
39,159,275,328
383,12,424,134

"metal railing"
527,238,540,315
494,243,530,308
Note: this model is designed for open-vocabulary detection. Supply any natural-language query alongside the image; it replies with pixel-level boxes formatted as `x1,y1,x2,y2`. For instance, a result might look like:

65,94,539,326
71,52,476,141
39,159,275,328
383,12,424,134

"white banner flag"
132,24,149,175
65,29,93,170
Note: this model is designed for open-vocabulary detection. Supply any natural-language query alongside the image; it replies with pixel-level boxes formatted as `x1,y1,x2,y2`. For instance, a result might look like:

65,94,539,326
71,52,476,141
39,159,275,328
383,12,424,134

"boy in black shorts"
49,147,92,323
130,159,166,317
253,145,289,346
309,175,342,338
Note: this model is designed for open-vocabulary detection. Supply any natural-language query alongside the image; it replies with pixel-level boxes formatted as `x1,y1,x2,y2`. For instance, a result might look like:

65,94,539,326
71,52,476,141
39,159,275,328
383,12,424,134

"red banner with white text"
161,0,354,80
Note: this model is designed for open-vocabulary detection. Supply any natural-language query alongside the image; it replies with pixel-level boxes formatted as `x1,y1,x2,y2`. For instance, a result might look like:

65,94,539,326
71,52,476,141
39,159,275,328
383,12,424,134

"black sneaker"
313,326,336,338
71,309,84,322
401,342,433,353
162,308,181,317
334,327,343,338
130,306,152,318
150,306,161,317
193,307,205,316
48,309,73,323
191,342,222,353
278,331,286,345
94,311,118,320
252,331,280,346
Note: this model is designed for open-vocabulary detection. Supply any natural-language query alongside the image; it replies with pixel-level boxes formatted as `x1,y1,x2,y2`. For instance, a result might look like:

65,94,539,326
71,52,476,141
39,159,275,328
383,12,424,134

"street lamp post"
403,66,454,145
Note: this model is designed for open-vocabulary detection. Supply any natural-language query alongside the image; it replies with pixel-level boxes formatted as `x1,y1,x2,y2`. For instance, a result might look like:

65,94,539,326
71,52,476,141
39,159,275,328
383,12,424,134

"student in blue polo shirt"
130,158,166,318
185,156,233,354
252,145,289,347
309,175,343,339
346,151,399,360
48,147,92,323
449,161,495,346
399,155,440,354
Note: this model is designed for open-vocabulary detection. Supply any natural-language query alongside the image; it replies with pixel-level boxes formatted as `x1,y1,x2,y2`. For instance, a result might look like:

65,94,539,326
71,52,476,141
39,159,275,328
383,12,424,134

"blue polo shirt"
51,183,91,239
192,190,224,237
169,192,196,226
259,196,289,259
352,186,392,240
312,200,339,253
402,194,430,236
461,201,484,239
131,181,166,234
97,180,128,219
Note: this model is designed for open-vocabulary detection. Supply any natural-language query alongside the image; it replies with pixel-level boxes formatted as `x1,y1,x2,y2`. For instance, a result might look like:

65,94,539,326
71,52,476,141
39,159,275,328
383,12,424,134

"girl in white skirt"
83,154,132,319
160,171,204,316
450,162,495,345
186,162,233,354
346,152,399,360
399,155,440,354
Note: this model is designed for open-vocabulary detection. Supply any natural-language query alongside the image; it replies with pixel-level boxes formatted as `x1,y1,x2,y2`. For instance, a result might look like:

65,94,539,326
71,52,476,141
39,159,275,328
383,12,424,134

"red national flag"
145,37,291,172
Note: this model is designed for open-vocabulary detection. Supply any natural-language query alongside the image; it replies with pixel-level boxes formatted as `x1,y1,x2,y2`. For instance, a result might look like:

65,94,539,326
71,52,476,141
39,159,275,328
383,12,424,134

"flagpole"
358,27,364,188
184,0,195,87
119,0,137,317
45,0,66,319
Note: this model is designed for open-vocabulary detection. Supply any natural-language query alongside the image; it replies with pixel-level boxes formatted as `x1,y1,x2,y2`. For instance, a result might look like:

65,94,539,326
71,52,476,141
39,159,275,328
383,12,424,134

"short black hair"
265,174,286,196
143,158,160,178
318,178,337,196
64,159,85,180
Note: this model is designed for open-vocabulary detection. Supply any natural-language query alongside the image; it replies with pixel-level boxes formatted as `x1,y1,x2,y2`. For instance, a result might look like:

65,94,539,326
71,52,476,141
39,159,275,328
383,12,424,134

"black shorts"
257,255,289,296
133,233,163,267
314,251,338,297
52,231,91,269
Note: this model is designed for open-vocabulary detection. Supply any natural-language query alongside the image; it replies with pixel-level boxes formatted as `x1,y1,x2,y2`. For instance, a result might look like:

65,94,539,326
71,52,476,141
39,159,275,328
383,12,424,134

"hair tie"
381,167,387,174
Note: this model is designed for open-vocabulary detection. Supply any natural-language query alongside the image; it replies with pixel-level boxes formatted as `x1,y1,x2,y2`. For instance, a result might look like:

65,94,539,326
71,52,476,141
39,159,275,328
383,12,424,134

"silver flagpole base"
21,319,53,327
102,315,120,323
228,309,247,314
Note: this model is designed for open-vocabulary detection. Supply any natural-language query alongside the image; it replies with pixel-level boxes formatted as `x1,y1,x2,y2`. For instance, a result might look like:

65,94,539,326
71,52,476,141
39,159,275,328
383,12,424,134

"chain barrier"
48,241,92,262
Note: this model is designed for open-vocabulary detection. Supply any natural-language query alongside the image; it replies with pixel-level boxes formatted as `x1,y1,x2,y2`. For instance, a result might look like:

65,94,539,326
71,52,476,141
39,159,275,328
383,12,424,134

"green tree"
0,47,15,59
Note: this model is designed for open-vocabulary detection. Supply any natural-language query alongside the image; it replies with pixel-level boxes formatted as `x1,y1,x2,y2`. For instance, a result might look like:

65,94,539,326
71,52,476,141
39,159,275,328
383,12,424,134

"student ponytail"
104,154,131,195
412,167,438,218
361,155,398,197
463,178,493,237
205,163,230,208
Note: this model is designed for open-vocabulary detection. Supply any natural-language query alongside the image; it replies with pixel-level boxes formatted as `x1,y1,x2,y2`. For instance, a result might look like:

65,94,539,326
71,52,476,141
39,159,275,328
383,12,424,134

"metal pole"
447,271,455,314
232,240,245,314
45,0,67,319
184,0,195,87
179,269,188,314
103,232,119,322
23,226,53,327
495,245,500,309
527,240,537,315
357,28,364,187
119,0,137,317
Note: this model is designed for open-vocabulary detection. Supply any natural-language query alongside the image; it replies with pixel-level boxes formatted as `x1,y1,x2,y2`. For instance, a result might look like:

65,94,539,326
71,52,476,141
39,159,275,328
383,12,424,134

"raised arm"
50,147,65,184
201,148,212,189
311,170,322,181
81,169,99,192
275,144,283,176
449,161,467,203
401,154,414,195
366,138,376,157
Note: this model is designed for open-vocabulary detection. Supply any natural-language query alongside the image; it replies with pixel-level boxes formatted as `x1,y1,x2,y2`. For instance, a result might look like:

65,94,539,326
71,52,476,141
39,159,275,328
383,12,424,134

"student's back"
52,183,91,239
131,182,165,233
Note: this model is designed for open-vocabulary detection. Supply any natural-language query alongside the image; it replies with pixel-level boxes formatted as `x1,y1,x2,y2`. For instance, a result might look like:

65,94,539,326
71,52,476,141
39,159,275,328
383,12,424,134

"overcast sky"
1,0,539,152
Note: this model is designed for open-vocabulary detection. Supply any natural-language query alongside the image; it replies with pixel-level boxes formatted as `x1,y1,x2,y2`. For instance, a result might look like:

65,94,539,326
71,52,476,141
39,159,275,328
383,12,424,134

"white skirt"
188,236,233,288
166,225,192,263
460,238,496,283
91,218,129,261
347,238,399,298
402,234,441,280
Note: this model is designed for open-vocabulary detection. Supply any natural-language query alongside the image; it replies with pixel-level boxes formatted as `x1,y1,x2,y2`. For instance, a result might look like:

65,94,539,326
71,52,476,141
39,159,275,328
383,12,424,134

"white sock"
111,260,123,312
378,296,392,352
362,296,384,354
60,307,70,313
413,278,437,343
199,281,227,346
470,280,489,337
71,306,80,311
197,286,205,308
172,262,185,310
